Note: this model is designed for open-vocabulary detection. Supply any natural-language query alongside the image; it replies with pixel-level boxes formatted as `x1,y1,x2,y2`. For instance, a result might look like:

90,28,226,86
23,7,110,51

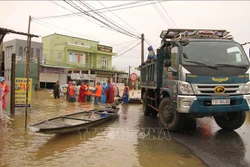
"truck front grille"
192,84,243,95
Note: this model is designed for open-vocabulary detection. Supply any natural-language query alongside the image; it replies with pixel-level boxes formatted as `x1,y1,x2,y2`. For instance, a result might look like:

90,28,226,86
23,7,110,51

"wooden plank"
62,116,92,122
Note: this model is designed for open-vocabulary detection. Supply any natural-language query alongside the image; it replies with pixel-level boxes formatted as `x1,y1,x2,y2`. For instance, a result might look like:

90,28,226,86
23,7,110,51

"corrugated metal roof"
40,64,70,69
0,27,39,38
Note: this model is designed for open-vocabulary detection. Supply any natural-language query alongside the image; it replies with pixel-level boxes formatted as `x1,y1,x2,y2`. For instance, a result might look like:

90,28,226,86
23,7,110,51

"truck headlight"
178,81,194,95
242,82,250,94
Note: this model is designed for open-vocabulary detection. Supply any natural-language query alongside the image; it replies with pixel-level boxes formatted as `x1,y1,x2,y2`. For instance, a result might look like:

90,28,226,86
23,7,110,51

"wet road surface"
0,90,205,167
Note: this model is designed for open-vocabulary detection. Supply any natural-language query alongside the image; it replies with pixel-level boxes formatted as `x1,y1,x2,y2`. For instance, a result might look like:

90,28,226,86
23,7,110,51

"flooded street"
0,90,205,167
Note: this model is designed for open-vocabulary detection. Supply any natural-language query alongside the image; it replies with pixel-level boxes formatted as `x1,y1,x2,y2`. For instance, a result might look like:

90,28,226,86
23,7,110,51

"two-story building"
42,33,127,87
2,39,43,88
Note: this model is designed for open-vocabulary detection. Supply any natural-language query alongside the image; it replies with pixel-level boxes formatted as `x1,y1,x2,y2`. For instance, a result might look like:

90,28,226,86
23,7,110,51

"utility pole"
141,34,144,64
128,65,131,88
0,43,3,76
35,48,40,91
25,15,31,129
10,53,16,115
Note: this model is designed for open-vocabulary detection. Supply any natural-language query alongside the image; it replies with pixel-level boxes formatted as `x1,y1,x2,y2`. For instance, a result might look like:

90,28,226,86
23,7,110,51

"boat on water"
29,107,119,134
117,97,142,104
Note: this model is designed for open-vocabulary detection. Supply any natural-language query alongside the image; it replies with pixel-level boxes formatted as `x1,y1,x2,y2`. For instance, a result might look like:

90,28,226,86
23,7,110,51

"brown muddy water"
0,90,205,167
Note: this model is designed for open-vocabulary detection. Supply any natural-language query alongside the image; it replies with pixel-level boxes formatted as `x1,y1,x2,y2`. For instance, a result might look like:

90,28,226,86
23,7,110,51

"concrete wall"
2,39,42,80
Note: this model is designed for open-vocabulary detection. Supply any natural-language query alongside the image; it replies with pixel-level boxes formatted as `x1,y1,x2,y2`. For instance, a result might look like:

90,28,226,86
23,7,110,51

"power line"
32,18,98,40
97,0,140,35
112,39,139,46
32,17,141,53
158,0,178,28
112,42,141,59
115,39,141,53
48,0,104,28
63,0,140,39
36,1,162,20
79,0,140,38
150,0,173,27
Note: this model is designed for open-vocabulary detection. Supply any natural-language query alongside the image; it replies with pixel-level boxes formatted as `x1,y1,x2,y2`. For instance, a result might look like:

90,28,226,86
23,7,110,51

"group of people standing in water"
54,80,130,106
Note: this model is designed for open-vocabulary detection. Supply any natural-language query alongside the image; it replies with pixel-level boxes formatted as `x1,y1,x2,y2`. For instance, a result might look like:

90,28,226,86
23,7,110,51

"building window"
69,52,77,63
86,53,90,64
19,46,24,58
6,46,13,58
57,52,62,62
100,57,108,69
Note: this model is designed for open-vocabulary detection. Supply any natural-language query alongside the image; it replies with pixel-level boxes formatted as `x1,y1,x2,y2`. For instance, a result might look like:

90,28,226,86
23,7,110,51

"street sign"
130,72,138,82
15,78,32,107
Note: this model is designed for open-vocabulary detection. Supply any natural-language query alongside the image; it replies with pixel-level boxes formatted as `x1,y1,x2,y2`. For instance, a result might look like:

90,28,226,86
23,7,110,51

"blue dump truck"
140,29,250,131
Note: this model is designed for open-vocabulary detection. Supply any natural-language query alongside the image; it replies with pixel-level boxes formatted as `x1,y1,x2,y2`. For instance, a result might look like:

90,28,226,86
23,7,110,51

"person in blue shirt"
101,82,107,103
145,45,156,63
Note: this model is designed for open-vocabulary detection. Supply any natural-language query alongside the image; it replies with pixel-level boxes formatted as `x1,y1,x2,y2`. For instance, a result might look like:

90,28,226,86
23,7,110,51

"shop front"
40,65,68,89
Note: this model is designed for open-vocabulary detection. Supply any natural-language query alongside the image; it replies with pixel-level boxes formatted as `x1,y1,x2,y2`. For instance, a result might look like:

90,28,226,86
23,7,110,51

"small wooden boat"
118,97,142,104
28,107,119,134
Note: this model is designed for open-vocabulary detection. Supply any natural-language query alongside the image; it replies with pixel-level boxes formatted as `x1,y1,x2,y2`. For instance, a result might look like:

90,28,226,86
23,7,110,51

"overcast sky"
1,1,250,73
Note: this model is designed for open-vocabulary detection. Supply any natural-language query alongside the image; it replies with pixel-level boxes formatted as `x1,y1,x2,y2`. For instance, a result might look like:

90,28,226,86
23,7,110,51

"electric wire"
32,18,140,53
158,0,178,27
115,39,141,53
78,0,139,37
48,0,104,28
32,18,98,40
150,0,173,27
112,42,141,59
77,0,141,39
97,0,140,35
36,1,162,20
63,0,140,39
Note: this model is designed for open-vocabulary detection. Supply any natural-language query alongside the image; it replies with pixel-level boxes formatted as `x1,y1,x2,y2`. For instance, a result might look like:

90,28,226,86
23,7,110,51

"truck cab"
140,29,250,131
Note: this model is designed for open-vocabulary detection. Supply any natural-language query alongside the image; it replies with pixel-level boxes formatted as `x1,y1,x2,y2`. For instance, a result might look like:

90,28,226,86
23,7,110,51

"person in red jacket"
2,78,9,110
105,80,114,107
78,82,86,102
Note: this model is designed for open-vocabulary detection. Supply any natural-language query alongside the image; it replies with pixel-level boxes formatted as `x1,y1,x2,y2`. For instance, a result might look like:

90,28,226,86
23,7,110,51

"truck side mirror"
168,67,177,76
164,59,171,67
179,40,189,46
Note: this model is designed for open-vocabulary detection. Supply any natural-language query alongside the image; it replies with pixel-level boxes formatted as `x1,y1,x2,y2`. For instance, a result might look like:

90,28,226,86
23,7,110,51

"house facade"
2,39,43,88
42,33,127,87
2,34,128,90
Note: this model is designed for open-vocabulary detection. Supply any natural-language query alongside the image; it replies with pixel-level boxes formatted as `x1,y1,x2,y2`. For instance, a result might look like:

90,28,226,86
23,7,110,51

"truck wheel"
158,97,184,131
142,92,154,116
214,112,246,131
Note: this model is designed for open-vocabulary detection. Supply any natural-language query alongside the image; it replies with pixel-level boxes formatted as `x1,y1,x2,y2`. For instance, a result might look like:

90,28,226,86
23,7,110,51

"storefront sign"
118,74,129,79
97,44,112,53
15,78,32,107
71,73,96,80
41,66,66,74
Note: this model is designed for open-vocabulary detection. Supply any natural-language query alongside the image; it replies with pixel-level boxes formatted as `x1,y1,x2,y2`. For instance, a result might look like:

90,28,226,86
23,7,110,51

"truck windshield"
181,41,249,67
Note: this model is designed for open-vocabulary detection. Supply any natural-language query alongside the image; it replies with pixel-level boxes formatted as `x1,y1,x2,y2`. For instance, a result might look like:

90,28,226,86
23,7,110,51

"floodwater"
0,90,205,167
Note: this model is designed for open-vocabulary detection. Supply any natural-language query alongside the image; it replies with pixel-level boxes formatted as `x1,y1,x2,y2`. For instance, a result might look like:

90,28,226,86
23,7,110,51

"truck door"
163,46,179,86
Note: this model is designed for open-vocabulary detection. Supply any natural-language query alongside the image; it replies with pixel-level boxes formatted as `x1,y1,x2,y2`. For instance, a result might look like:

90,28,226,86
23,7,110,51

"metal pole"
128,65,131,88
141,34,144,64
25,15,31,129
0,43,3,76
10,53,16,115
35,48,40,91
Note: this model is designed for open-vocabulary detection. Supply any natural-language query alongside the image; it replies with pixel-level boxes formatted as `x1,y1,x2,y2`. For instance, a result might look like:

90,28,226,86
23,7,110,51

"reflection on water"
136,113,205,167
170,115,250,167
0,90,205,167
